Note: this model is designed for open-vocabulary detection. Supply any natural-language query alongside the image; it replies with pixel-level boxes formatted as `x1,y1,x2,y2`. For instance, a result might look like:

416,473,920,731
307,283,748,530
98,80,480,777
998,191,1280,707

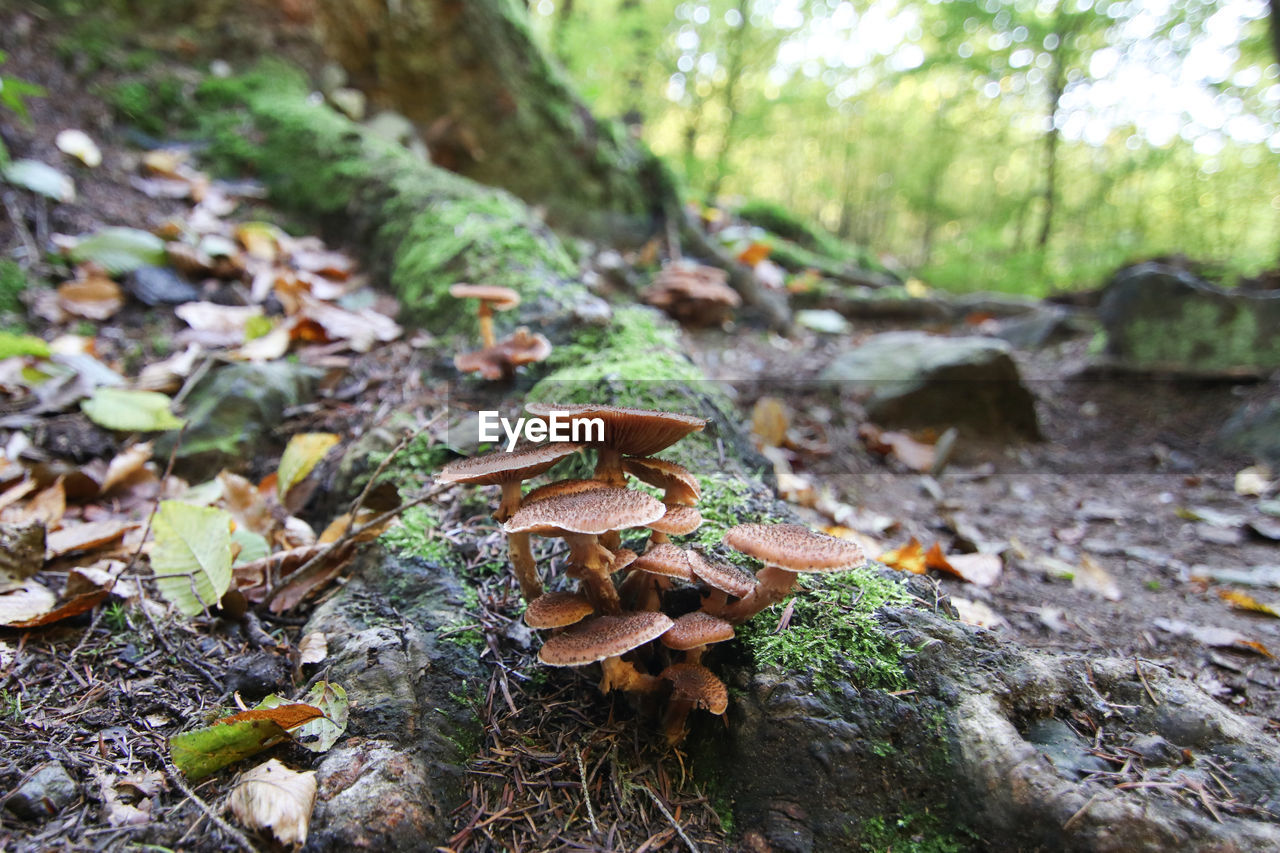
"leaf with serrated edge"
150,502,233,617
228,759,316,846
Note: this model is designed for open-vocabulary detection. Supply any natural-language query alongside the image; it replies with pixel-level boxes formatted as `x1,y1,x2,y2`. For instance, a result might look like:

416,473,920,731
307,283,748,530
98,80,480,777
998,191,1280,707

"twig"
574,746,598,834
165,764,259,853
1062,791,1101,831
642,785,700,853
1134,658,1159,706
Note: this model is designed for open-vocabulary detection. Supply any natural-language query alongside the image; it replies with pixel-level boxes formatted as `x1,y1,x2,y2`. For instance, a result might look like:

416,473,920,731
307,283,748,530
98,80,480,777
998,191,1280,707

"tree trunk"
311,0,665,244
1271,0,1280,68
705,0,751,204
1037,40,1065,250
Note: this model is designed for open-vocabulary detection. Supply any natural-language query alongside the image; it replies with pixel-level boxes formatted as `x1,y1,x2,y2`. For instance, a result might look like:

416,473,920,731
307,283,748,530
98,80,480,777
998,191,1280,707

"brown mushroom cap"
503,487,666,536
628,543,694,581
449,283,521,310
454,348,507,380
437,443,582,486
538,611,674,666
661,663,729,714
724,523,866,572
648,505,702,537
496,327,551,366
523,478,612,505
524,591,595,629
525,402,707,458
687,549,757,597
611,548,639,572
661,611,734,650
623,457,701,505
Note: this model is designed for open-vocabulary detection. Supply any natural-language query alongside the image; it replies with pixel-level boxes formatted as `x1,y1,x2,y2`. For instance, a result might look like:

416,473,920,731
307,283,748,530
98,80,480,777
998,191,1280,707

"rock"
705,601,1280,852
124,266,200,306
794,309,849,335
222,651,289,700
992,306,1091,349
5,762,77,819
1220,398,1280,466
807,284,954,323
820,331,1040,438
156,361,319,476
953,291,1044,318
1099,262,1280,372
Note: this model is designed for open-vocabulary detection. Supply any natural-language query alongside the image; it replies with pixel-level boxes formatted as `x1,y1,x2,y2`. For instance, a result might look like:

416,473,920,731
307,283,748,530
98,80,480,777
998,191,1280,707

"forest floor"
3,7,1280,851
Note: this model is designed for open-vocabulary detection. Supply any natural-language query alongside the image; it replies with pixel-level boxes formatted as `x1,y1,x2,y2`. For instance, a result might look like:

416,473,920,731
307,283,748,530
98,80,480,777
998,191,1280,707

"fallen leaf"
69,227,166,275
150,501,233,617
298,295,401,353
879,431,935,473
5,587,109,628
2,159,75,202
1073,554,1121,601
950,596,1007,629
0,520,46,584
170,719,290,780
277,433,340,503
0,332,51,359
228,759,317,846
1153,617,1273,656
926,545,1002,587
1249,518,1280,542
136,343,203,393
297,632,327,666
100,443,154,495
284,681,348,752
234,222,282,262
217,471,276,538
217,703,324,731
1191,565,1280,589
58,275,124,321
1218,589,1280,618
0,579,57,625
82,388,184,432
267,544,355,613
55,129,102,167
174,302,263,346
1235,466,1272,497
19,477,65,526
317,509,393,545
879,538,927,574
750,397,790,449
45,519,132,558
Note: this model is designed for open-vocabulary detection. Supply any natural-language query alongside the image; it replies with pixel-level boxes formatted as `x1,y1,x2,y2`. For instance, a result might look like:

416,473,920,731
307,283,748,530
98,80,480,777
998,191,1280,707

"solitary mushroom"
660,662,729,744
449,283,520,348
718,523,866,624
503,488,666,614
643,263,741,328
539,611,674,693
437,442,582,599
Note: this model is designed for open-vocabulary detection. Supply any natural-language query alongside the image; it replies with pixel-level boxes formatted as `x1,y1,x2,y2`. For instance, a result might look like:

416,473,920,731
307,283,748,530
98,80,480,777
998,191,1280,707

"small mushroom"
718,523,866,624
645,504,702,546
660,662,729,744
618,543,693,611
660,611,734,665
504,488,666,614
437,442,582,599
623,457,701,506
538,611,674,693
524,591,594,629
686,549,757,615
643,263,741,328
522,478,612,505
449,283,520,348
455,327,552,381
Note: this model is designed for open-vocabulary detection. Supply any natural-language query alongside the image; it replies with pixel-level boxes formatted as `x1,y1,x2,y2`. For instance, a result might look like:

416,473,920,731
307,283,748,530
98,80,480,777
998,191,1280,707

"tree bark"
1037,38,1065,250
311,0,665,244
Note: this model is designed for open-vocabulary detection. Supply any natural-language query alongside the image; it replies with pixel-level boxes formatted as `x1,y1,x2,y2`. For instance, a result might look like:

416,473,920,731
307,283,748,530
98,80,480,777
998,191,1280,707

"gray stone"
794,308,850,335
820,331,1040,438
5,763,77,819
124,266,200,306
993,306,1091,349
1099,262,1280,371
1220,398,1280,466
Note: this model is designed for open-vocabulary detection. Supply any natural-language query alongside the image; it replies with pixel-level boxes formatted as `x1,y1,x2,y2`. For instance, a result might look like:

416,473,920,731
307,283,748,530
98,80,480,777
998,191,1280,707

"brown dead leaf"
19,477,66,526
1154,617,1273,656
737,241,772,267
298,295,401,353
879,538,927,574
950,596,1007,629
318,510,393,545
58,275,123,321
228,759,317,846
0,478,37,511
925,544,1002,586
291,248,353,280
234,222,281,263
174,302,263,347
1073,554,1121,601
1218,589,1280,618
217,471,276,538
0,579,57,625
750,397,790,449
101,443,153,495
6,587,109,628
218,703,324,731
880,432,935,473
66,560,125,597
297,632,327,666
45,519,134,558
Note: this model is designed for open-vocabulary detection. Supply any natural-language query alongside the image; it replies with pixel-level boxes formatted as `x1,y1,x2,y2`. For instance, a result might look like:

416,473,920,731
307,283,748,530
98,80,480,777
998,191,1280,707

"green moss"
736,198,882,273
858,812,972,853
379,504,455,566
106,77,187,136
0,260,29,318
1120,300,1280,370
737,566,911,691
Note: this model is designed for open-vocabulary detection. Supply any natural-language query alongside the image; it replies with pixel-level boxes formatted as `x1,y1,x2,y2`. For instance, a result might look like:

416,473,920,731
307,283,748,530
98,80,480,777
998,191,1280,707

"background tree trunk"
311,0,666,244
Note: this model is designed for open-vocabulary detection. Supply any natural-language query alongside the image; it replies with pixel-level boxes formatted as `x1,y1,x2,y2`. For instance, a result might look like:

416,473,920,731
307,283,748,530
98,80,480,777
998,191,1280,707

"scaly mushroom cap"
503,487,666,536
526,402,707,458
661,663,729,714
661,612,734,651
538,611,674,666
611,548,639,572
437,443,582,486
449,283,521,310
524,591,595,629
724,523,866,573
648,505,702,537
495,327,551,366
523,478,612,505
687,549,757,597
628,543,694,581
623,457,701,505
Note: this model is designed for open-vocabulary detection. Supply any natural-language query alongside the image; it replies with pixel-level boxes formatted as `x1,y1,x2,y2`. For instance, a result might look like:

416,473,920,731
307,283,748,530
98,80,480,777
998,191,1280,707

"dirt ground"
3,6,1279,850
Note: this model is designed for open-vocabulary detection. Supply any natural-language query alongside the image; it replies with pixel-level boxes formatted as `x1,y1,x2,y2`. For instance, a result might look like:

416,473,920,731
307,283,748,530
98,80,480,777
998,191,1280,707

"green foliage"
737,566,911,691
858,812,970,853
0,50,45,164
106,77,188,137
379,504,455,566
0,261,33,321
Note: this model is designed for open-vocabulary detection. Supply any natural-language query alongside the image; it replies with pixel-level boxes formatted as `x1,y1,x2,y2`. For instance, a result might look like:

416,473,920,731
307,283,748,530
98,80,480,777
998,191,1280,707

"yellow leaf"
879,537,926,574
277,434,340,503
1218,589,1280,618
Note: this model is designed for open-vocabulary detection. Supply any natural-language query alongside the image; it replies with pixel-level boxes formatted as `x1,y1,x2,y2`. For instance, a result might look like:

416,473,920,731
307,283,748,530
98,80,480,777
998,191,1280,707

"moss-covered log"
207,76,1280,853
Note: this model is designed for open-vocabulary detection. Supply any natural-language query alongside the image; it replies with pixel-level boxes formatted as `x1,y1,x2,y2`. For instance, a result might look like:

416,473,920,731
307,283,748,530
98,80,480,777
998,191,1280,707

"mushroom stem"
495,481,523,522
663,697,694,746
593,448,626,487
507,531,542,601
600,656,662,693
478,302,496,348
702,589,730,617
566,533,621,614
647,531,670,548
721,566,798,624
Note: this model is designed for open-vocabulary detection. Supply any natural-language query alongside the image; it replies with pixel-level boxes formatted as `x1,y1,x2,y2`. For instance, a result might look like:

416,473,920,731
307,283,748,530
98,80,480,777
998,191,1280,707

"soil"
2,5,1279,851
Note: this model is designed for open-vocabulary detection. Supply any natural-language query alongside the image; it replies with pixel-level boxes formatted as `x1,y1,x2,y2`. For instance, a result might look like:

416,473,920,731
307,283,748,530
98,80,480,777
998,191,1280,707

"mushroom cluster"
642,262,741,328
439,403,866,744
450,283,553,380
